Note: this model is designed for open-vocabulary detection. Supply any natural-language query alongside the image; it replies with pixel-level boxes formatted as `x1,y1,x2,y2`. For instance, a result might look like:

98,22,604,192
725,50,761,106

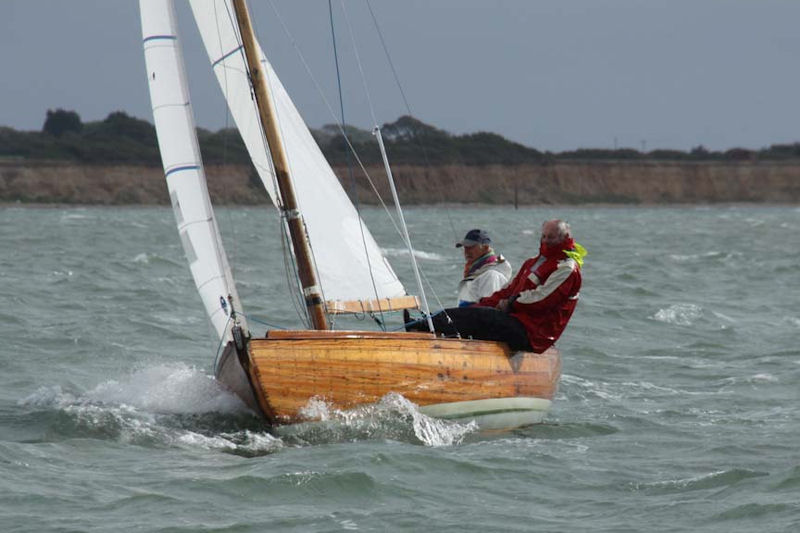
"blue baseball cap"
455,229,491,248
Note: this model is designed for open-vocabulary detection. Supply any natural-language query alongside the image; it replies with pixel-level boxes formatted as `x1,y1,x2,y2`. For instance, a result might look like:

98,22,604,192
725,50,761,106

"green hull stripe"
436,407,544,420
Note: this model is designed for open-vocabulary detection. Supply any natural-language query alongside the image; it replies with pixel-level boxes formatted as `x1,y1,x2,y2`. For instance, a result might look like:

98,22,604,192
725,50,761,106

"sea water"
0,204,798,532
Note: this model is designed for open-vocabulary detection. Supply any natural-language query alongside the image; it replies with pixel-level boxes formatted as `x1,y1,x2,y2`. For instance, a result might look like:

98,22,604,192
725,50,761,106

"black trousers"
409,306,532,352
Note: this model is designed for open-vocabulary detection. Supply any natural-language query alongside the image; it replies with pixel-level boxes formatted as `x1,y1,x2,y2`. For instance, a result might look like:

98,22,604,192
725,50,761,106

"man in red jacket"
408,219,586,353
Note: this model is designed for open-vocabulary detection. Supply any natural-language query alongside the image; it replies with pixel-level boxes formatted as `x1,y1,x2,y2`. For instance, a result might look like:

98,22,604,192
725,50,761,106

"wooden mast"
231,0,329,330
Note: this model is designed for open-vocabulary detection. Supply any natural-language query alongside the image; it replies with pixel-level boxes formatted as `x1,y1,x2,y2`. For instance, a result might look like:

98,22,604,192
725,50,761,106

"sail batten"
211,46,245,67
189,0,407,305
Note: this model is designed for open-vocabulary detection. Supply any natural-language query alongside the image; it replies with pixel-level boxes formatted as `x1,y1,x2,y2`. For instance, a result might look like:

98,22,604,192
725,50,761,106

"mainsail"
188,1,407,307
140,0,245,340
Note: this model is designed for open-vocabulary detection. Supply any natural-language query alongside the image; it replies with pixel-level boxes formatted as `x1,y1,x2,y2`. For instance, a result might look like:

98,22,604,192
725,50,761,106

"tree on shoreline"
2,110,799,165
43,109,83,137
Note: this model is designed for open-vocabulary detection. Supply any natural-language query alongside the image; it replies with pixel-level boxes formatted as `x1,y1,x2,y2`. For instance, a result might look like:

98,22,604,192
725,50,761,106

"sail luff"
231,0,329,330
139,0,246,340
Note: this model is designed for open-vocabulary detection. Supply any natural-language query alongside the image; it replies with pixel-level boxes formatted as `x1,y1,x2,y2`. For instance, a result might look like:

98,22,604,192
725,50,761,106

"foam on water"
630,468,769,494
781,316,800,328
286,392,477,447
381,247,446,261
17,367,475,452
668,250,742,263
651,303,703,326
59,212,94,222
748,373,778,383
83,363,246,414
15,364,285,455
173,429,283,455
559,374,629,404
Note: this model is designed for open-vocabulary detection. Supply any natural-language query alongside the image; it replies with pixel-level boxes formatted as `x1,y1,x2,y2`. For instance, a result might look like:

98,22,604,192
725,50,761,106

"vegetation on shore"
3,109,800,166
2,109,797,206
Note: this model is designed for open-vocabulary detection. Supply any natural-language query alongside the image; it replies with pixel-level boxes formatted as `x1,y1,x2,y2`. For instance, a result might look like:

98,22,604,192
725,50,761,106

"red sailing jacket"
477,239,583,353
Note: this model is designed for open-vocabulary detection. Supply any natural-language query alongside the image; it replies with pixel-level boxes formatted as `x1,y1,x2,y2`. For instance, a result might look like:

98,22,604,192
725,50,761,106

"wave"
712,502,793,522
16,364,283,455
16,366,475,453
781,316,800,328
132,253,150,264
128,252,183,268
668,250,742,263
559,374,629,403
280,392,477,448
630,468,769,495
710,373,780,389
381,247,447,261
59,212,95,223
511,421,619,440
80,364,247,414
651,303,703,326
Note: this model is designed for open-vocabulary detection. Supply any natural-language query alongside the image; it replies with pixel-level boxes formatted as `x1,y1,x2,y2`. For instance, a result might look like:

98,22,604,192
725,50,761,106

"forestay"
188,1,408,308
140,0,245,340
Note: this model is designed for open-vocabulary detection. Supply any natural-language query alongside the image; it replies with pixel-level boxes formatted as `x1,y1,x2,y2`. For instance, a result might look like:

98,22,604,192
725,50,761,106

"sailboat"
139,0,560,431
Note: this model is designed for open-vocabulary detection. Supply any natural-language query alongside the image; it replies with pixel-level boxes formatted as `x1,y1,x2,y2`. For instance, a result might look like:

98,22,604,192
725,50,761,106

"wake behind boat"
139,0,561,431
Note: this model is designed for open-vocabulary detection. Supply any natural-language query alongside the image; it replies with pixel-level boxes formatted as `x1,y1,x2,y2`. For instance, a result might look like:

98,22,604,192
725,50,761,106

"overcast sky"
2,0,799,152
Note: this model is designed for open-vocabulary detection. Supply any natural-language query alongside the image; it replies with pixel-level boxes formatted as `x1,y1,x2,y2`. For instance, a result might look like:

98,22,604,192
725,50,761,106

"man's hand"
496,299,509,312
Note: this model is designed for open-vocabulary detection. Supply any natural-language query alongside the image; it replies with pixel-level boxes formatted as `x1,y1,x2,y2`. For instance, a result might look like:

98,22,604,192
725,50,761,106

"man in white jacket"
455,229,512,307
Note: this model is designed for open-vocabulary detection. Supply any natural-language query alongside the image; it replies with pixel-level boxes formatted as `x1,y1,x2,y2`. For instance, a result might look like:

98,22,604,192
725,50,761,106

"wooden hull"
216,330,561,431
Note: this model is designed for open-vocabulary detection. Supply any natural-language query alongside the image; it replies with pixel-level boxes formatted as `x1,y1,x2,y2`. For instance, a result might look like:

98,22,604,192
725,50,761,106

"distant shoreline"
1,159,798,205
3,202,796,210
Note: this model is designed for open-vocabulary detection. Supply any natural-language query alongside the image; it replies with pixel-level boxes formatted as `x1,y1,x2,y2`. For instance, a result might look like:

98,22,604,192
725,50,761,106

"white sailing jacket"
457,257,513,307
